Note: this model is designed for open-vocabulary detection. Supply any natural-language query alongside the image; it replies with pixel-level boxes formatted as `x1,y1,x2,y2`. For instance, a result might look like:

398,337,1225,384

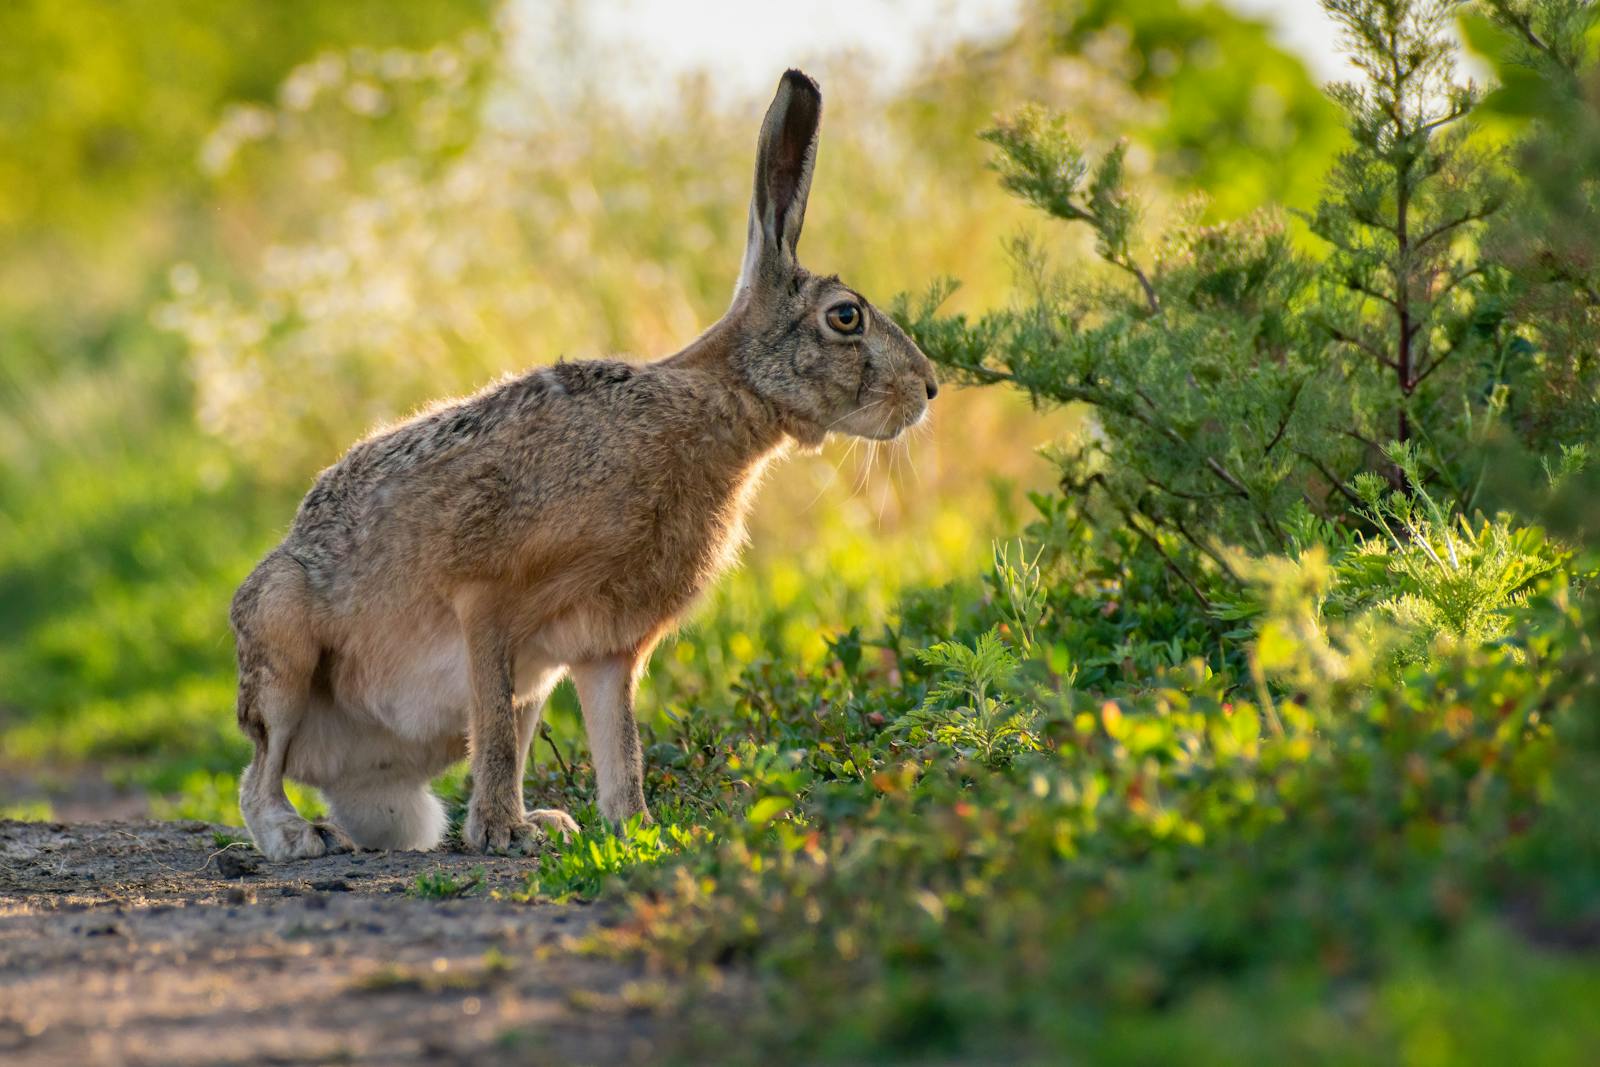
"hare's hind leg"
571,654,650,827
232,557,350,861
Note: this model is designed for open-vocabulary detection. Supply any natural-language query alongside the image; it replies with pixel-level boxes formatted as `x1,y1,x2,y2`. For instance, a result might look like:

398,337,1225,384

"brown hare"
230,69,939,860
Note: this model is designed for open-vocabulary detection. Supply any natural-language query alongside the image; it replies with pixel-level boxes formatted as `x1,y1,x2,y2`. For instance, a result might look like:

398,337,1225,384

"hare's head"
728,70,937,448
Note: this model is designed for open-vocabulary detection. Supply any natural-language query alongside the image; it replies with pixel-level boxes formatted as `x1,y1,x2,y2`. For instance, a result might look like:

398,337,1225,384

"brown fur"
231,69,937,859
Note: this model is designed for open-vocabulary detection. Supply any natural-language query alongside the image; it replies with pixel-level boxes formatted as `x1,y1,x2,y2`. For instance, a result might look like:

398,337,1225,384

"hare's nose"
925,380,939,401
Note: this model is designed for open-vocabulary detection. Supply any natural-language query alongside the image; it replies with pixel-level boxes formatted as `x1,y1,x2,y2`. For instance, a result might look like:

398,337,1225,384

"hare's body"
269,350,790,715
234,70,938,860
234,336,790,857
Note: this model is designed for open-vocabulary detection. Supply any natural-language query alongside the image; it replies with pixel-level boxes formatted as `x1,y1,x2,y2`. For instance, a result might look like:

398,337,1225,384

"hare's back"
283,359,667,564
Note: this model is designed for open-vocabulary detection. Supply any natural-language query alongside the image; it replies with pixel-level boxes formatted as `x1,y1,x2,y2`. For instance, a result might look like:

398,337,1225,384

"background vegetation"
3,0,1597,1062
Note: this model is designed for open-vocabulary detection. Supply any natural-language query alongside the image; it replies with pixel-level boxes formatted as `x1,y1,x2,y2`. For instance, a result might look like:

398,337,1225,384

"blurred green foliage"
1040,0,1347,214
0,0,495,804
0,0,491,321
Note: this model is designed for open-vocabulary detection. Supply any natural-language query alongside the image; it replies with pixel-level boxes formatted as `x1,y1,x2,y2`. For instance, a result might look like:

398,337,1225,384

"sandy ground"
0,820,685,1066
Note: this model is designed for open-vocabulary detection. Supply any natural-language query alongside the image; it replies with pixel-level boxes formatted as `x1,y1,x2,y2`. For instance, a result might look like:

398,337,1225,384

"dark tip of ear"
782,69,820,99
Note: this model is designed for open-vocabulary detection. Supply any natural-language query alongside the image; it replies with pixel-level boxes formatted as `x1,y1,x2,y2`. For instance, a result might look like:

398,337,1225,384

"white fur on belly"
335,627,473,741
326,618,593,740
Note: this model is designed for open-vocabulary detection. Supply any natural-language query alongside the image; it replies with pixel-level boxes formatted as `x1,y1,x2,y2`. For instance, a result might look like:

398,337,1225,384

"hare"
230,69,938,861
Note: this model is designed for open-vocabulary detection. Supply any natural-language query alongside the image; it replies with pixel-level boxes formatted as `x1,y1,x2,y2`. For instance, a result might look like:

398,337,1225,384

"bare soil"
0,820,683,1066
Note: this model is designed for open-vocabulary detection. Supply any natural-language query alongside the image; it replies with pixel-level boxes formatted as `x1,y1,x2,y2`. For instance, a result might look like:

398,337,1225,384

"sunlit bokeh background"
0,0,1353,820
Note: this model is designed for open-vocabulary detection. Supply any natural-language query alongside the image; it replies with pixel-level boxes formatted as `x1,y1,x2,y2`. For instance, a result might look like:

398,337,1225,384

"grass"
0,800,53,821
408,865,486,900
516,817,701,904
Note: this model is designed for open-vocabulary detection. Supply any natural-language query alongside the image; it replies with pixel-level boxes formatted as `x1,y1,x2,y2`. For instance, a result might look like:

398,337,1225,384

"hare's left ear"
736,69,821,296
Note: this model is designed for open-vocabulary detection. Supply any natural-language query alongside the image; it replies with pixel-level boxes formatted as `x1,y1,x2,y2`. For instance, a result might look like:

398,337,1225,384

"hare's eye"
825,302,863,335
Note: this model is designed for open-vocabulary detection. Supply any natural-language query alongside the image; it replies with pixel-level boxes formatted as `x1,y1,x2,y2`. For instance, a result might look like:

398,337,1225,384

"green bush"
905,0,1600,570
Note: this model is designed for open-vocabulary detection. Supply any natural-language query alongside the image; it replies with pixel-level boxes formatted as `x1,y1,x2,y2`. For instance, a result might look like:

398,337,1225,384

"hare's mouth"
829,382,929,441
854,403,928,441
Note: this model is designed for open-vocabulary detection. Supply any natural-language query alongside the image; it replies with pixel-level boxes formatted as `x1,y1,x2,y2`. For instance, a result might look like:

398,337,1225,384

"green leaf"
1457,13,1519,67
1254,621,1300,673
1231,703,1262,747
747,796,793,827
1481,67,1558,118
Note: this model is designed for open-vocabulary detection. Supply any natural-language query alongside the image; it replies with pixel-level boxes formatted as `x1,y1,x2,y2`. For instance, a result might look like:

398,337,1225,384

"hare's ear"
736,69,821,296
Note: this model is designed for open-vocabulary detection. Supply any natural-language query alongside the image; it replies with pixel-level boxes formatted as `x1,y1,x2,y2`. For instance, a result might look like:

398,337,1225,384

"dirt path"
0,820,679,1066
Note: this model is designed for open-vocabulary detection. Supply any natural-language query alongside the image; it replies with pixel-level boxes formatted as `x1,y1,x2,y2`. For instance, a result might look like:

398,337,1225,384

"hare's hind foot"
249,809,353,862
529,807,580,839
462,806,577,855
240,749,352,861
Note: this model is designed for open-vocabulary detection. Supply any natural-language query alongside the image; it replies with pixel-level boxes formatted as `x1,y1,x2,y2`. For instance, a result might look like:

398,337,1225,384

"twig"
541,722,575,788
1341,427,1384,451
1434,264,1487,303
1139,472,1234,502
1263,380,1305,455
1414,205,1499,251
1345,276,1403,312
1416,101,1472,136
1294,449,1366,511
540,723,579,790
1113,257,1162,317
1130,387,1254,500
1173,514,1243,586
1102,490,1211,609
1324,323,1399,370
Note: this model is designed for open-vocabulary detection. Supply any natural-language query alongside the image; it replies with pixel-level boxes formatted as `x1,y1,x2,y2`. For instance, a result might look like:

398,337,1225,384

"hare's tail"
324,781,447,852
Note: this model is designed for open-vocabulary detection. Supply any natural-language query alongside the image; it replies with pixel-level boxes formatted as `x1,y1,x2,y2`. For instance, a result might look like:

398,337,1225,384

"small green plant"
891,541,1054,767
1348,442,1565,661
518,818,698,904
211,830,250,850
407,865,485,900
895,631,1040,767
990,539,1047,653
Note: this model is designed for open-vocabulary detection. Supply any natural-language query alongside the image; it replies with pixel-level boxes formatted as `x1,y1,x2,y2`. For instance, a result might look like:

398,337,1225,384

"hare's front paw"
255,818,353,862
462,807,578,853
463,807,538,855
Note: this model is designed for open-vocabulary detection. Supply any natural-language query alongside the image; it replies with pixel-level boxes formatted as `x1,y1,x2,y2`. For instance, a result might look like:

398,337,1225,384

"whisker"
840,433,861,469
852,436,875,498
904,419,928,488
826,397,887,432
839,404,885,503
803,437,854,512
871,405,895,524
